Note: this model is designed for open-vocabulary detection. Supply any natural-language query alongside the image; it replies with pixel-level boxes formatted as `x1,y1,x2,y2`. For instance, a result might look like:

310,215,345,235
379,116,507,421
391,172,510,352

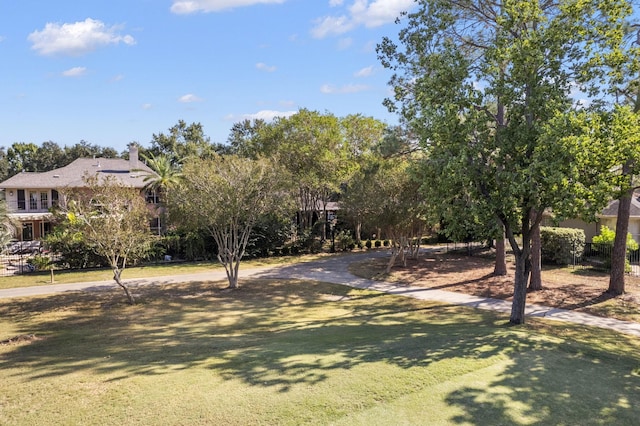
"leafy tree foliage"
368,157,430,273
6,142,38,176
230,110,384,238
148,120,221,164
379,0,630,323
57,175,154,304
34,141,66,171
226,118,269,158
168,155,293,289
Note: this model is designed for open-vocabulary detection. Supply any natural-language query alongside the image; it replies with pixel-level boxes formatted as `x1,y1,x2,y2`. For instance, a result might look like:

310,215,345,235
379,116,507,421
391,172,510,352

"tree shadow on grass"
444,337,640,425
1,278,640,423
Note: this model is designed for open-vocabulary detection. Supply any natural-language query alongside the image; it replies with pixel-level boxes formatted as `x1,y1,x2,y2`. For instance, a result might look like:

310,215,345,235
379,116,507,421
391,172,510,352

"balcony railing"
4,200,52,214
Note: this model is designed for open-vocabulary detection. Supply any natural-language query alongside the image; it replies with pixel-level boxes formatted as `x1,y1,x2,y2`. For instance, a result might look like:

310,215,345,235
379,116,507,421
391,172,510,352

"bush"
540,227,585,265
245,213,294,258
44,229,107,269
593,225,639,250
592,226,638,270
365,240,372,249
27,254,54,271
335,230,355,252
383,239,390,247
297,230,323,254
374,240,382,248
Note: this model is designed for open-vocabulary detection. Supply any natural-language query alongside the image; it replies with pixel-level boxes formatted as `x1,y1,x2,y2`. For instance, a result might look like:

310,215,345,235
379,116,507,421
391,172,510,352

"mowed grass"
0,253,331,289
1,279,640,425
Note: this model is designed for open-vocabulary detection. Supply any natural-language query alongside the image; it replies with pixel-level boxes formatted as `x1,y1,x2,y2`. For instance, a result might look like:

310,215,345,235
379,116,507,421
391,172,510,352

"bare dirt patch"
350,248,640,322
0,334,43,345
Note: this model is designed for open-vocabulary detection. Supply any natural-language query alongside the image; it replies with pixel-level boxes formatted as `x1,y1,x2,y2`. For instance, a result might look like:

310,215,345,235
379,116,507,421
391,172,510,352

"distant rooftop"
0,156,156,190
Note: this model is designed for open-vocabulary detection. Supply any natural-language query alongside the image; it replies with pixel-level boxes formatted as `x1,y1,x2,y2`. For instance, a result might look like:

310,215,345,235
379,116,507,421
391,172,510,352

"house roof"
0,157,156,190
600,194,640,218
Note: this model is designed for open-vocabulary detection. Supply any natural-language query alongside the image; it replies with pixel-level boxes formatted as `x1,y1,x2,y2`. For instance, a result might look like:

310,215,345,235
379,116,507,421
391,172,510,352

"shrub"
297,230,323,254
27,254,53,271
383,239,390,247
335,230,355,252
592,226,638,270
374,240,382,248
365,240,372,249
592,226,638,250
245,213,294,258
540,227,585,265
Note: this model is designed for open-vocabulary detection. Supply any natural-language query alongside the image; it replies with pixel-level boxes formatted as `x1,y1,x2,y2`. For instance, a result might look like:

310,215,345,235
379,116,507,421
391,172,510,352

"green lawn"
1,278,639,425
0,254,329,289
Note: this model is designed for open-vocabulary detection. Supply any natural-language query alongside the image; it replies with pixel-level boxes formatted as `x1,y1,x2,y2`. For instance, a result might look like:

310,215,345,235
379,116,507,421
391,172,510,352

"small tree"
59,175,154,304
169,155,292,289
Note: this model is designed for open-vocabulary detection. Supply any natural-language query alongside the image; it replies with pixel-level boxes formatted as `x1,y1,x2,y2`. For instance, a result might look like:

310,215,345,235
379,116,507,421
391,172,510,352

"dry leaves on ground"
352,249,640,322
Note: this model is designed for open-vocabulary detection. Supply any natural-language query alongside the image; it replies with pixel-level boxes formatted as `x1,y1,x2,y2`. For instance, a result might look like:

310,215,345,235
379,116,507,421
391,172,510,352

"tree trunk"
529,221,542,291
609,187,633,295
113,268,135,305
494,225,507,276
228,259,240,289
386,245,400,273
355,221,362,243
508,218,532,325
510,251,531,324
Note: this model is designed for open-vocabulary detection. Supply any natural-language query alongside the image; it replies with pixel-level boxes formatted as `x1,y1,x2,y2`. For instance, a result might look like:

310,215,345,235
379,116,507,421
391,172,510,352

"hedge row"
540,226,585,265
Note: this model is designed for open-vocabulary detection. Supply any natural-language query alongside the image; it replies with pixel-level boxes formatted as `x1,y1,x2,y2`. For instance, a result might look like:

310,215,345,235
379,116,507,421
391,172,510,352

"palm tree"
140,154,183,235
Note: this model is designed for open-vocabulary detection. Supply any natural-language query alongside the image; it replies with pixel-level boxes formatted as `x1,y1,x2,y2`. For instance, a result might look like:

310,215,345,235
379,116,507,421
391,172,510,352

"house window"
40,222,52,238
29,192,38,210
22,223,33,241
17,190,25,210
150,217,161,234
40,192,49,209
51,190,59,207
146,189,160,204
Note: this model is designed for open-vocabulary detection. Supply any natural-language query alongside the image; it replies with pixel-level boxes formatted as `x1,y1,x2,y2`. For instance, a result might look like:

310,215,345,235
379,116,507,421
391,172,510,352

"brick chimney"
129,144,139,171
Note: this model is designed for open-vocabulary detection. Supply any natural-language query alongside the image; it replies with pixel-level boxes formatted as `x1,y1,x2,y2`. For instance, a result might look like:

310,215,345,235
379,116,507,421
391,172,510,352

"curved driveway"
2,250,640,337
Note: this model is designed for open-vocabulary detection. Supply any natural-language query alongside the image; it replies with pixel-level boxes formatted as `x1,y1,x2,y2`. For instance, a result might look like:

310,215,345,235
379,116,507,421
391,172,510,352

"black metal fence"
575,243,640,276
437,240,640,277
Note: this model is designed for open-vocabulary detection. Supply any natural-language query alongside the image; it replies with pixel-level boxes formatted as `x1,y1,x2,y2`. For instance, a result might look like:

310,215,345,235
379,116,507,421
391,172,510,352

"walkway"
2,251,640,337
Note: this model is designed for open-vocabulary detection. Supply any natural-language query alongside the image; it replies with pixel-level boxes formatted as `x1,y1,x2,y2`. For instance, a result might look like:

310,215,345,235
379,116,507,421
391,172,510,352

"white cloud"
225,109,296,122
0,36,5,43
568,82,591,108
354,65,373,77
330,0,344,6
256,62,277,72
311,15,353,38
28,18,135,56
320,83,369,94
337,37,353,50
142,103,153,110
171,0,286,14
178,94,203,103
311,0,416,38
62,66,87,77
110,74,125,82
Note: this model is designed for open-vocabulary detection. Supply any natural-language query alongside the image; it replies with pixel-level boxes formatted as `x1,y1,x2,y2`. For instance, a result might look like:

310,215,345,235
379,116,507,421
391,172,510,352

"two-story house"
0,145,159,242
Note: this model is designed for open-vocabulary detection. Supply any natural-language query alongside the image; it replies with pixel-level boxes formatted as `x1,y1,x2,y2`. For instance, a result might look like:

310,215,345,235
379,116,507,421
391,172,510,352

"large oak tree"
379,0,629,323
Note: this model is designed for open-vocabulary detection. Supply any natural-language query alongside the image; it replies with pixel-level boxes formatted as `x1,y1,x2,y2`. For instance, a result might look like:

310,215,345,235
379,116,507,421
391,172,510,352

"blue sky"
0,0,416,153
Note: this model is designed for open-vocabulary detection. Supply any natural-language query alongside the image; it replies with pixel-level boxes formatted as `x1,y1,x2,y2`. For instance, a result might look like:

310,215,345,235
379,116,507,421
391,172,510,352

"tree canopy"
59,175,154,304
168,155,293,289
379,0,631,323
